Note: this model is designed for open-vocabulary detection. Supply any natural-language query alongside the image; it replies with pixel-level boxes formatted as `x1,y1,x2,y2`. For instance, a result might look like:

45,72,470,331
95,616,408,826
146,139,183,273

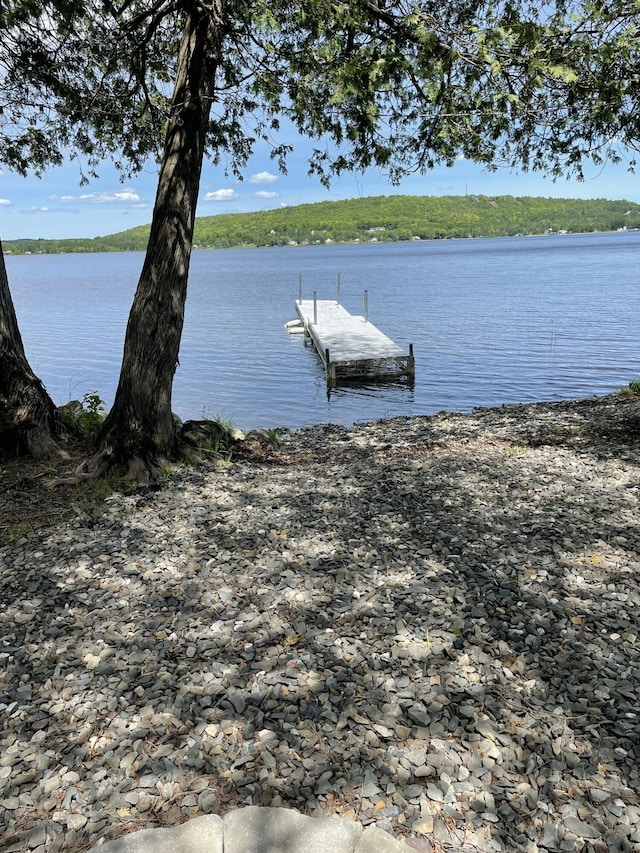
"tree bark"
91,4,225,481
0,239,60,459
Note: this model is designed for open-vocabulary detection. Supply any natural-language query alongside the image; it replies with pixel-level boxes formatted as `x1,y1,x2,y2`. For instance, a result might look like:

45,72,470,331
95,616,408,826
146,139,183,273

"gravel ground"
1,394,640,853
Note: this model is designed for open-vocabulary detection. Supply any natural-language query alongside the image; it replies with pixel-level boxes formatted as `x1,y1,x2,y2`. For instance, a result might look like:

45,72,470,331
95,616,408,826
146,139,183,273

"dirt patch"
0,450,114,544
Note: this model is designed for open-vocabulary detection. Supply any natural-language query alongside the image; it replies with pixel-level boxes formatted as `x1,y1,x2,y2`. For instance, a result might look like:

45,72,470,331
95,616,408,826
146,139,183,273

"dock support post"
364,289,369,323
336,273,341,306
298,273,302,303
313,291,318,324
326,348,336,383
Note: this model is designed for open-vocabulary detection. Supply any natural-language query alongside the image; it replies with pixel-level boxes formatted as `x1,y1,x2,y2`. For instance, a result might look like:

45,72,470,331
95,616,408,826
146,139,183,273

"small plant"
180,413,236,462
4,459,19,476
5,522,30,544
618,380,640,399
212,412,235,433
59,392,105,441
265,428,283,446
507,445,527,457
69,466,125,511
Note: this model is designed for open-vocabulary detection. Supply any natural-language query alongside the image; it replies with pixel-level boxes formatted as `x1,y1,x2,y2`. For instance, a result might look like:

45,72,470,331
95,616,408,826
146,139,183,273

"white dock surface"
295,300,406,362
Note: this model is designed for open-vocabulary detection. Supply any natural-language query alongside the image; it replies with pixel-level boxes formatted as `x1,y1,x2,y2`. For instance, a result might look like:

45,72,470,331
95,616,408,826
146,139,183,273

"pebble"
1,395,640,852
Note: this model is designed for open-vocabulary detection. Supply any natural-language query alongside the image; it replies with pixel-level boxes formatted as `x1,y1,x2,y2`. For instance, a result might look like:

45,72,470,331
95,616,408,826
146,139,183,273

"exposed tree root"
48,419,279,486
51,440,170,487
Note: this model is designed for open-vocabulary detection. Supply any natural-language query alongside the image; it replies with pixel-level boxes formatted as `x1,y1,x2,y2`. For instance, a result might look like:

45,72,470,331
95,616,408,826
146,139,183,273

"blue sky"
1,134,638,241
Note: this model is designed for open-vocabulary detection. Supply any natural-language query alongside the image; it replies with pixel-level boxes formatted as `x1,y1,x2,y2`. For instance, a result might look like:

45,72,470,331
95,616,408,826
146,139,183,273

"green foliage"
212,412,235,434
2,3,640,196
619,380,640,398
59,391,105,441
71,467,125,502
506,445,528,457
265,428,283,447
180,415,236,464
4,195,640,254
4,521,30,544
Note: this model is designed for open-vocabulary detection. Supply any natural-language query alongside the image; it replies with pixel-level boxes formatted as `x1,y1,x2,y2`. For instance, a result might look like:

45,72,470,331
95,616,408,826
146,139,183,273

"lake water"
6,231,640,431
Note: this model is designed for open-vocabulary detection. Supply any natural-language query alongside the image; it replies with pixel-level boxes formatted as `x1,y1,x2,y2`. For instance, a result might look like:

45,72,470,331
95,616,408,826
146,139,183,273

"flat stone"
223,807,362,852
224,807,401,853
357,824,410,852
90,808,413,853
562,815,601,839
90,814,224,852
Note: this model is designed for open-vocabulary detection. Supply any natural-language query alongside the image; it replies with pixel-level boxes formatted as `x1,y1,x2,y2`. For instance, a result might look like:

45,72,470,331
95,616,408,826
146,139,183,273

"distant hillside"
4,194,640,255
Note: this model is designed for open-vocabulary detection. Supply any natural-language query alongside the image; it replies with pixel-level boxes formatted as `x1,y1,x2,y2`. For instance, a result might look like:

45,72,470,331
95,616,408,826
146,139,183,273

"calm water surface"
7,231,640,431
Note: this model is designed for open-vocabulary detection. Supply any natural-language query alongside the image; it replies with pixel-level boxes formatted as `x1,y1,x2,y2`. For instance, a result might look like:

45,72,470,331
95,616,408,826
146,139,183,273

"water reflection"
326,375,416,400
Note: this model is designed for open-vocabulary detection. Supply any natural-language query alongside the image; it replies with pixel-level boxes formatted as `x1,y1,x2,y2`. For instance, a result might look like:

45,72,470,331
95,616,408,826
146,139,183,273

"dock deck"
295,298,415,384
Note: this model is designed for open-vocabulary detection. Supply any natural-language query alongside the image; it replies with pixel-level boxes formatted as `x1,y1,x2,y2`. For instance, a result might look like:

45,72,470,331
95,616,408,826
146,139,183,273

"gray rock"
407,705,431,728
91,815,224,852
562,815,601,839
222,807,389,853
88,809,414,853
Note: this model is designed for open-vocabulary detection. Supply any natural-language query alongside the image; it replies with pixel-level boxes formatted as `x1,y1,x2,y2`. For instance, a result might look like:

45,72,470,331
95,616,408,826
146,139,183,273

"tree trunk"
0,239,60,459
91,5,225,481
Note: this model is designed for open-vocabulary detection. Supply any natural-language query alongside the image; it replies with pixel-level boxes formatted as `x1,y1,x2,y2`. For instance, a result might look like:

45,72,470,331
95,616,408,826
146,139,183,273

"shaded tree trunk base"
56,445,171,486
50,418,260,485
0,375,62,462
0,424,61,462
1,235,62,462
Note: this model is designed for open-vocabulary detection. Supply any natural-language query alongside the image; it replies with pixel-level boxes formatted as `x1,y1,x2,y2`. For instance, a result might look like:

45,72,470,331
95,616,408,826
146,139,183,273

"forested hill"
5,194,640,255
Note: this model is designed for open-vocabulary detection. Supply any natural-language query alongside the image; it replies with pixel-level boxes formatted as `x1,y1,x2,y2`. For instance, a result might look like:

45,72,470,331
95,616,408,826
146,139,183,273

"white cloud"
253,191,279,199
21,206,60,214
0,198,11,206
249,171,278,185
50,189,141,204
204,189,238,202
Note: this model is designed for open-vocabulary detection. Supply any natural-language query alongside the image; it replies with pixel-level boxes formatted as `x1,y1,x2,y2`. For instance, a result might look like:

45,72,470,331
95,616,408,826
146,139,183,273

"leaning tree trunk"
0,239,59,459
89,5,225,482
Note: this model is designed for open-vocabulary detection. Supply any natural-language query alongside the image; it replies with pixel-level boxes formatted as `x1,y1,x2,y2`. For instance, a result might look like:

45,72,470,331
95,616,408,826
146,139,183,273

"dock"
292,290,415,385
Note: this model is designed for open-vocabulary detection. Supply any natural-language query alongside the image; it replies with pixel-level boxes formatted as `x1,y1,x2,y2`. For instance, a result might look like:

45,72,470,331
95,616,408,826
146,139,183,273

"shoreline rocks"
1,394,640,852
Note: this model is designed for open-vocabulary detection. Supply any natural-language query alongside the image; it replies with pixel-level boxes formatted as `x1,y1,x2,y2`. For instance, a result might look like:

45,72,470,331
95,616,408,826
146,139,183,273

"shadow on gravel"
1,396,639,852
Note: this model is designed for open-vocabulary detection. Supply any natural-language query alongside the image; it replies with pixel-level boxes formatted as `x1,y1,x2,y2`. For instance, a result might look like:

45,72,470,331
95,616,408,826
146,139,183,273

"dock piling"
313,291,318,325
326,349,336,382
364,289,369,323
336,273,341,306
298,273,302,303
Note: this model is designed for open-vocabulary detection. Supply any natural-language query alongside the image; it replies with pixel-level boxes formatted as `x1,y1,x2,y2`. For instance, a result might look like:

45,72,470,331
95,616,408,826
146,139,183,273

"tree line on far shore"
5,195,640,256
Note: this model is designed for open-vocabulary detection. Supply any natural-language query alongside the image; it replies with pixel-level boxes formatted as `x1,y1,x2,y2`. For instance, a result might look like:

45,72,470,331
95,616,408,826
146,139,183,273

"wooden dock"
294,296,415,385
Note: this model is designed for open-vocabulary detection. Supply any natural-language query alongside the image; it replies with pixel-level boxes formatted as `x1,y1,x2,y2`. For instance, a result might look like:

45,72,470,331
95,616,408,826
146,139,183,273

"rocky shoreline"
1,394,640,852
